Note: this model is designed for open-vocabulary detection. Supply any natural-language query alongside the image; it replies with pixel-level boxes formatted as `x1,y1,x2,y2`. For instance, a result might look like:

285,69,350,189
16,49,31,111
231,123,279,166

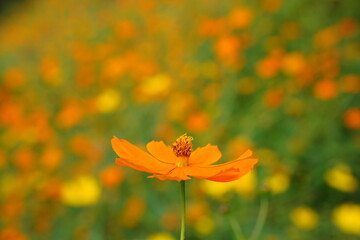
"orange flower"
111,134,258,182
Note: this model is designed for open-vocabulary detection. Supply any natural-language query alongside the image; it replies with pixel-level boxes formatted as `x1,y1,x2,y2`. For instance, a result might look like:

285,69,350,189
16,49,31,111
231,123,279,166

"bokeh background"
0,0,359,239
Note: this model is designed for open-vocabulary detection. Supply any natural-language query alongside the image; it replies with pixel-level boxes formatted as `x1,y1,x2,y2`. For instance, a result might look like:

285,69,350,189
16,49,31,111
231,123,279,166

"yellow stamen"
172,134,193,167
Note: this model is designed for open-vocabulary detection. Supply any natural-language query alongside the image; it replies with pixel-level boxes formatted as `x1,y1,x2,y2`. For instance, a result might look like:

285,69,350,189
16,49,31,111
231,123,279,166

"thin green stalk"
228,215,246,240
249,196,269,240
180,181,186,240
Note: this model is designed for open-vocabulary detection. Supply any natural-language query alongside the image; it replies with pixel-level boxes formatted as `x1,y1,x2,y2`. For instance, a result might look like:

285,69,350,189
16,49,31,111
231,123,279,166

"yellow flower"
290,206,319,230
200,180,234,199
332,203,360,236
194,216,215,236
136,74,172,100
265,172,290,194
325,164,358,192
61,175,101,206
200,171,256,199
147,233,176,240
233,171,256,199
95,89,122,113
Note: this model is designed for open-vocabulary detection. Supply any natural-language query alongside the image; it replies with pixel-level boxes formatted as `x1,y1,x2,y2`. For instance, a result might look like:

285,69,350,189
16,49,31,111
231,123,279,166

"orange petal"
115,158,151,173
146,141,177,164
206,167,253,182
148,167,191,182
236,149,253,160
184,149,258,182
188,144,222,166
111,137,173,174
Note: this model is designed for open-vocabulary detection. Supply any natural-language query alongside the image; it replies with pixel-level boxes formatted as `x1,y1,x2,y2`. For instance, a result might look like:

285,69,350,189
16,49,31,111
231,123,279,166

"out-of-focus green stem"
229,215,246,240
180,181,186,240
249,196,269,240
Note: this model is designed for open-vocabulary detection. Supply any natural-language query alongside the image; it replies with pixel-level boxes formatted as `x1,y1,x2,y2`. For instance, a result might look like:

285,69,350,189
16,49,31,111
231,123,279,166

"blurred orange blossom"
111,134,258,182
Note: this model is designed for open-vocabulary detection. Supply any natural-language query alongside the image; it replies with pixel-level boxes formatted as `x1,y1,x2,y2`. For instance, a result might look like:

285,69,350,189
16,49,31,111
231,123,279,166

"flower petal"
184,149,258,182
206,166,255,182
146,141,177,164
111,137,173,174
115,158,152,173
148,167,191,182
188,144,222,166
237,149,253,160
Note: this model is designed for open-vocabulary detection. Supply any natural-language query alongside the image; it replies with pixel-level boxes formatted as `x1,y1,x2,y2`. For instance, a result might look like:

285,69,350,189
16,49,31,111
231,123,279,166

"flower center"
172,134,193,167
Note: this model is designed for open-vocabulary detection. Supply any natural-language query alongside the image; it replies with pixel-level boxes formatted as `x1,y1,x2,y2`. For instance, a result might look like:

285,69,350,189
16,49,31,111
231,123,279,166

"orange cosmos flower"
111,134,258,182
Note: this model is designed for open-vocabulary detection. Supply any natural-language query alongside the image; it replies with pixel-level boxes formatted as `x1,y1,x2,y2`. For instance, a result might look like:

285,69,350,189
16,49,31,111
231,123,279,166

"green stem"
228,215,246,240
180,181,186,240
249,196,269,240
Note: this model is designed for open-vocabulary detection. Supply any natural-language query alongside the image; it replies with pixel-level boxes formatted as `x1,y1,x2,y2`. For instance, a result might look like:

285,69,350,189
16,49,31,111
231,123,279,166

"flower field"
0,0,359,239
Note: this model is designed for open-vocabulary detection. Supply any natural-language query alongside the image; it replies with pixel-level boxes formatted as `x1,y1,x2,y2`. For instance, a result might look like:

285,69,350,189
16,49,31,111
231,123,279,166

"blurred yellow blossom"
95,89,122,113
61,175,101,206
265,172,290,194
147,232,175,240
324,164,358,193
233,171,256,199
281,53,306,76
194,216,215,236
332,203,360,236
200,180,234,199
200,171,256,199
136,74,172,101
290,206,319,230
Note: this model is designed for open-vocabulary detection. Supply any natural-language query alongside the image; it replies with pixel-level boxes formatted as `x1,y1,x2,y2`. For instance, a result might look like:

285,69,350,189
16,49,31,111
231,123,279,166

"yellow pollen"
172,134,194,160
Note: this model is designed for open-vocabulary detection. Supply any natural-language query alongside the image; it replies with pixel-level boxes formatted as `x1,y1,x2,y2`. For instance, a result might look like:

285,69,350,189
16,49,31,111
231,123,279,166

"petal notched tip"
237,149,253,160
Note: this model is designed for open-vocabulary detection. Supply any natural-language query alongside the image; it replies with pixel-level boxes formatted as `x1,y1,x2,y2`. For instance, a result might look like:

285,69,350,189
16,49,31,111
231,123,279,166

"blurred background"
0,0,359,239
